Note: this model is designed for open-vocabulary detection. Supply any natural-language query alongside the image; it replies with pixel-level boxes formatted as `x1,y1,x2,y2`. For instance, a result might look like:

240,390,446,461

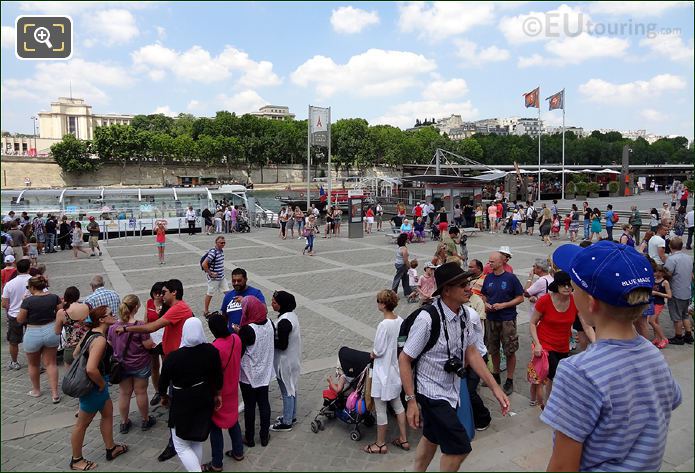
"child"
511,209,522,235
154,219,167,265
28,236,38,266
650,267,671,349
303,215,318,256
407,260,419,302
1,255,16,287
563,214,571,237
551,215,561,239
543,241,682,471
414,262,437,303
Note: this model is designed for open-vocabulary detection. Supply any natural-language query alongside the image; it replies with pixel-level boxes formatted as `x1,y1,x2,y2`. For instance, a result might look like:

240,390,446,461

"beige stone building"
249,105,295,121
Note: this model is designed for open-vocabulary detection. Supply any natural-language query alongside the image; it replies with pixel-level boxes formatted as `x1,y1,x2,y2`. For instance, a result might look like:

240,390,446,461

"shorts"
485,319,519,357
653,304,665,317
149,343,163,356
156,242,166,248
79,379,110,414
416,394,472,455
366,217,374,224
668,297,690,322
547,351,569,380
124,365,152,379
6,315,24,344
526,218,535,228
206,278,230,296
89,236,100,249
23,324,60,353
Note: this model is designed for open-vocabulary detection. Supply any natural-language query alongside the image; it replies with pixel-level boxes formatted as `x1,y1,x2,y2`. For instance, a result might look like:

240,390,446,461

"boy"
543,240,682,471
406,260,419,302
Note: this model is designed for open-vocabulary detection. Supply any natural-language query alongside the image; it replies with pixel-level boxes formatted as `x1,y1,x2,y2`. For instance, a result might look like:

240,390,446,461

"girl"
28,236,39,266
286,208,295,239
590,208,602,242
650,267,672,349
406,260,419,303
364,290,408,454
55,286,89,367
563,214,571,237
271,291,302,432
72,222,89,258
512,209,522,235
569,205,580,243
375,203,383,232
107,295,157,434
475,205,483,231
302,215,318,256
649,208,659,233
551,214,561,239
539,205,553,246
155,219,167,264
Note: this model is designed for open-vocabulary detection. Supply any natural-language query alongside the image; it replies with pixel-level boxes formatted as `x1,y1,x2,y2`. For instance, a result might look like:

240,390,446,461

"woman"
375,203,384,232
72,222,89,258
569,204,580,243
286,208,295,239
436,207,449,235
107,295,157,434
659,202,671,227
638,230,654,255
674,205,686,236
214,208,224,234
619,224,635,247
202,208,213,235
237,296,275,447
18,275,61,402
271,291,302,432
146,282,167,406
155,219,167,264
453,204,463,228
391,233,412,298
202,313,243,471
590,208,602,242
413,217,426,242
278,207,289,240
364,289,408,454
539,204,553,246
70,306,128,471
487,202,498,233
333,208,342,237
159,318,222,472
628,205,642,246
55,286,89,367
324,206,334,238
399,218,413,242
365,206,375,234
58,216,72,251
433,242,447,267
523,259,554,318
528,271,577,408
293,207,305,238
649,208,659,233
475,205,484,231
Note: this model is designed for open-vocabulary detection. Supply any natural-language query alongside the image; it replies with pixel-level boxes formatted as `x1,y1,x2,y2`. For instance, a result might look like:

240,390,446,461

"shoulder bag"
62,333,102,397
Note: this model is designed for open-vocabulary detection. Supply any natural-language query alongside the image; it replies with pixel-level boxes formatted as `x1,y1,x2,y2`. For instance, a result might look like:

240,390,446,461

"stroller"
236,213,251,233
311,346,375,441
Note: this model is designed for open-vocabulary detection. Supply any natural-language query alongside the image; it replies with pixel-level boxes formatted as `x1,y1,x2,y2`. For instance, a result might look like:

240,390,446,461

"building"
249,105,295,121
435,114,464,135
512,117,544,137
546,126,585,138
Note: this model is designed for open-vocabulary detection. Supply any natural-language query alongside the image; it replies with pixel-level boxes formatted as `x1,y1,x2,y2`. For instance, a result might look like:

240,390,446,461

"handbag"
526,345,549,385
364,367,374,413
62,333,102,397
109,330,134,385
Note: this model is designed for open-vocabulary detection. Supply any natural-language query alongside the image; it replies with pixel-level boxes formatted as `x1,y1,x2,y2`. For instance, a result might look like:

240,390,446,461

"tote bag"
62,333,101,397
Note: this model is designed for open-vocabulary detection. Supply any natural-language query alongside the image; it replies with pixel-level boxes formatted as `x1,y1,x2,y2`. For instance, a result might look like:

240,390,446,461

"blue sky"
2,1,693,138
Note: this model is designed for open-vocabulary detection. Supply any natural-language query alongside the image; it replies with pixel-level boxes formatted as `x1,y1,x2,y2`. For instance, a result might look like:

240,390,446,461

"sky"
1,1,694,139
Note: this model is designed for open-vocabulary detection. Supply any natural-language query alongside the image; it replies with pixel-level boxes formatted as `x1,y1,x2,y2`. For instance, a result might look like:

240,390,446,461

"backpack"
200,249,217,271
531,208,538,220
612,213,619,223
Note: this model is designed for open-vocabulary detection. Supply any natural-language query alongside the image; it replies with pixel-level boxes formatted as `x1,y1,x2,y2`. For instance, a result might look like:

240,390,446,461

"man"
685,207,694,250
116,278,193,462
659,203,671,227
1,258,32,369
32,213,46,254
664,238,694,345
3,211,15,224
202,236,229,317
550,199,558,218
185,206,196,236
86,216,102,257
220,267,265,331
481,252,525,395
84,275,121,315
526,202,536,236
648,224,668,266
8,221,26,257
399,263,509,472
45,215,57,253
441,227,460,259
426,201,436,227
483,246,514,275
605,205,615,241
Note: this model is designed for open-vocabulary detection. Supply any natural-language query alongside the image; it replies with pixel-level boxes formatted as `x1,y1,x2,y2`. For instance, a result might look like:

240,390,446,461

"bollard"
178,218,181,236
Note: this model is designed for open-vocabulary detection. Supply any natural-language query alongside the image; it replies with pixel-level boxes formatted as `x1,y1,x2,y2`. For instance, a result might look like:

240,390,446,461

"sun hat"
498,246,513,258
547,270,572,292
424,261,438,270
432,262,475,297
552,241,654,307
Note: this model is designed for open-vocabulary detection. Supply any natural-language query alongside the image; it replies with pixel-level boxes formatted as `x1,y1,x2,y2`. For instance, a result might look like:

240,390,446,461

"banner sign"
309,106,329,146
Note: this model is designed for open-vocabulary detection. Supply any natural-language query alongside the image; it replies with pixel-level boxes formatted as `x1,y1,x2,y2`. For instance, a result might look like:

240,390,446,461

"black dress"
159,344,223,441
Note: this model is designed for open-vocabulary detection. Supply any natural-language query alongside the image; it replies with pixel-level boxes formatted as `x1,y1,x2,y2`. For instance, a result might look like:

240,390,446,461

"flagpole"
327,107,332,209
537,86,541,202
307,105,311,211
561,89,566,201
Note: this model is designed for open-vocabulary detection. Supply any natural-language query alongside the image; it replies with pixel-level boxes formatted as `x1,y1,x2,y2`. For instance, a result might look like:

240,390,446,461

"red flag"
523,87,540,108
546,90,564,110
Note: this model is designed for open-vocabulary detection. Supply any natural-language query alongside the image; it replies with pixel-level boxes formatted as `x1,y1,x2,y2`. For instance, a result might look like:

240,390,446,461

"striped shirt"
205,248,225,280
541,336,682,471
402,297,479,408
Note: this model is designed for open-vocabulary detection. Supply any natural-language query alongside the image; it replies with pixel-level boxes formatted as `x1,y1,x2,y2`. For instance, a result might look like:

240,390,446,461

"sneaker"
475,422,491,431
275,416,297,425
492,372,501,385
89,254,95,257
158,446,177,462
141,416,157,431
8,361,20,370
684,332,694,344
150,393,161,406
270,422,292,432
668,336,685,345
503,379,514,396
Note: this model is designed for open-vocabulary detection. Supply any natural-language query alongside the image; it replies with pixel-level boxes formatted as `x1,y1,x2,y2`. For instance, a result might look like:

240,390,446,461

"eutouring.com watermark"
522,13,682,39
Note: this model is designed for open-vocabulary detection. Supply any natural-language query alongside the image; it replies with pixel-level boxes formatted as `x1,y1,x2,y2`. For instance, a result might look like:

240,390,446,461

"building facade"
249,105,295,120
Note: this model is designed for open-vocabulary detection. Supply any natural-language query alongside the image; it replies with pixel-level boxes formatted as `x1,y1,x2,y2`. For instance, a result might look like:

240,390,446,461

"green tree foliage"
50,134,98,173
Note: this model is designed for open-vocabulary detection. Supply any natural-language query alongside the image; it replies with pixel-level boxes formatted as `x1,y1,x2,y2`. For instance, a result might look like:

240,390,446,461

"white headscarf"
179,317,207,348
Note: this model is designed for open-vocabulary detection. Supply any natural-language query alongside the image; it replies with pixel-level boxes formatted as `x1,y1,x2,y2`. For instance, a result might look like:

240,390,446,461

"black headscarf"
273,291,296,316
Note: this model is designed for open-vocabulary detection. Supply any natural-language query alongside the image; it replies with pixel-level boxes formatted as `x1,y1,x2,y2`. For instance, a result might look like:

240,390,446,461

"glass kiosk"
348,197,364,238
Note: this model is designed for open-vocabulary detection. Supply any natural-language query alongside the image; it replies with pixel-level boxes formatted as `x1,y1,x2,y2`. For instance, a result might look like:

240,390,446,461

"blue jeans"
209,423,243,468
606,226,614,241
46,233,56,252
304,234,314,252
392,263,412,296
583,220,590,240
277,377,297,424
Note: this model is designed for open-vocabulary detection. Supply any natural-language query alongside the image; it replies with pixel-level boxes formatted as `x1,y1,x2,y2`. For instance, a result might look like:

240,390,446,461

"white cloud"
517,33,629,67
579,74,686,104
1,59,134,105
131,44,281,87
422,79,469,101
640,33,694,64
398,1,495,41
153,105,176,117
641,109,667,121
372,100,478,129
330,6,379,34
454,39,510,66
217,90,266,114
588,1,691,17
187,100,201,111
1,26,14,48
84,9,139,45
156,26,166,41
291,48,436,99
499,4,590,44
517,53,545,68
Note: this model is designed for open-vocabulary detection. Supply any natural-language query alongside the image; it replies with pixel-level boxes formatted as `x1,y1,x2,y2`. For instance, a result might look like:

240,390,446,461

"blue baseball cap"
552,241,654,307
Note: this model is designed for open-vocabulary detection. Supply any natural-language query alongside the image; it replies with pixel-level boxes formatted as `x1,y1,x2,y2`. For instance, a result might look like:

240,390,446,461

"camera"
443,356,466,378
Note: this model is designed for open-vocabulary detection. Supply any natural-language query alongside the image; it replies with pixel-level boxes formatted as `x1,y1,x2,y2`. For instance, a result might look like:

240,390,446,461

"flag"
523,87,540,108
546,90,564,110
319,185,327,203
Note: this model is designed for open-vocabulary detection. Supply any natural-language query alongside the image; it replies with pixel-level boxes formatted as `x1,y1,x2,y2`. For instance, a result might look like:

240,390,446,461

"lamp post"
30,116,37,156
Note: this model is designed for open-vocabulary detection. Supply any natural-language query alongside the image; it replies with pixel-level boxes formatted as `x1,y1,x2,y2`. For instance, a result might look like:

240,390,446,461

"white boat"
0,185,278,237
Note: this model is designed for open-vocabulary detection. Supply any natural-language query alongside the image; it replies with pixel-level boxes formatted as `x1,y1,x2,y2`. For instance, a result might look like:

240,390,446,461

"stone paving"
1,224,692,472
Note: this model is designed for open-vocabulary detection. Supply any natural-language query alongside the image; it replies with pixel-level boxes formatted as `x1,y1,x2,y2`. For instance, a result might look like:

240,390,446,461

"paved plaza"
1,221,693,472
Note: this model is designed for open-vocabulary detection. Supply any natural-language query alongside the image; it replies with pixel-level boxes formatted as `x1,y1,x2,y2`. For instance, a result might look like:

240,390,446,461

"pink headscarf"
240,296,267,326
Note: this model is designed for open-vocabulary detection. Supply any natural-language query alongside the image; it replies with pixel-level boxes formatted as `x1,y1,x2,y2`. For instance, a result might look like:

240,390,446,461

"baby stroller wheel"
311,421,319,434
350,430,361,441
316,419,324,431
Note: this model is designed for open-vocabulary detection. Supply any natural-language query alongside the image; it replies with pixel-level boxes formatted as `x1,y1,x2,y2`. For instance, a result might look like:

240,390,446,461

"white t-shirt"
408,268,418,287
185,209,196,221
648,235,666,265
1,274,31,318
686,210,694,228
527,274,554,316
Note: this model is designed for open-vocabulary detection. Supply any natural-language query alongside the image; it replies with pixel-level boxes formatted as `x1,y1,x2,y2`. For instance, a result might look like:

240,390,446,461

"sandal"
363,442,387,454
225,450,244,461
201,462,223,472
392,438,410,451
105,444,128,461
70,457,97,471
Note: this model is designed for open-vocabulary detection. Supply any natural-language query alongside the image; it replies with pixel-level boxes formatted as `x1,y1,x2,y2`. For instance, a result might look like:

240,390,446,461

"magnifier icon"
33,27,53,49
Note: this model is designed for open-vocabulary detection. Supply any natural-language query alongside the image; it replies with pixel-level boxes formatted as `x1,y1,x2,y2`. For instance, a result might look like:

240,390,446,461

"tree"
50,135,98,173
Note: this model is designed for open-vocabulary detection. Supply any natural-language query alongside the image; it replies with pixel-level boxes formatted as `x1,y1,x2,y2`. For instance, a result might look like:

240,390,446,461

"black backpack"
200,249,216,270
531,208,538,220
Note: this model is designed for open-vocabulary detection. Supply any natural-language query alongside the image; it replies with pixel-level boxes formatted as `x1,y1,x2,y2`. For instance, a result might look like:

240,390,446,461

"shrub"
607,181,620,194
565,181,577,195
587,182,600,194
575,181,588,195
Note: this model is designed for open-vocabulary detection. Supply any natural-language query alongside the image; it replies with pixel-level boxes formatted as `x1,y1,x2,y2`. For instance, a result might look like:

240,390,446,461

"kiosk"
348,192,364,238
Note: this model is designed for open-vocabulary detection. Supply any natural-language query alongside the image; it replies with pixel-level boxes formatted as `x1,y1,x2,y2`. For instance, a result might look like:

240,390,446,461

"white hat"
498,246,513,258
424,261,438,270
4,255,15,263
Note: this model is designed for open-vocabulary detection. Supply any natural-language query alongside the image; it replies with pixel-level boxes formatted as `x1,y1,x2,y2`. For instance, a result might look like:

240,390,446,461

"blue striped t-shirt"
541,336,681,472
205,248,225,280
